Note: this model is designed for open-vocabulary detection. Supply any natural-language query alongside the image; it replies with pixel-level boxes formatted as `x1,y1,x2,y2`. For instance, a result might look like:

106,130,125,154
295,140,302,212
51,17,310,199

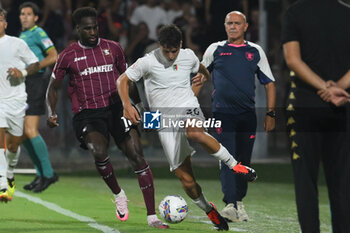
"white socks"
6,147,20,179
192,193,212,213
0,148,7,190
211,144,237,169
114,189,126,198
147,214,158,223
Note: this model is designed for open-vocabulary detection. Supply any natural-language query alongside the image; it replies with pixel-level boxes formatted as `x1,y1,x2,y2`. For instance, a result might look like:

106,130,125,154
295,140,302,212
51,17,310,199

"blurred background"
1,0,338,171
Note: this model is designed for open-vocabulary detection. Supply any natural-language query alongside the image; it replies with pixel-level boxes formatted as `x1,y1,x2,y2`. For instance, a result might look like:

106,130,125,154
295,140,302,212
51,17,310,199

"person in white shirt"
117,24,257,231
129,0,168,41
0,8,39,202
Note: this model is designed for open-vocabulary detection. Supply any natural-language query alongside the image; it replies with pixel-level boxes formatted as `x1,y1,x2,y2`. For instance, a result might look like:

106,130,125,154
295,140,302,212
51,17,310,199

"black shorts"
25,72,50,115
72,101,139,150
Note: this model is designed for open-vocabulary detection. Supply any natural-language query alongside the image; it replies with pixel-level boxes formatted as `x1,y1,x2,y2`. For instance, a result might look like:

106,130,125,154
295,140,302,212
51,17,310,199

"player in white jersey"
0,8,39,202
117,24,257,231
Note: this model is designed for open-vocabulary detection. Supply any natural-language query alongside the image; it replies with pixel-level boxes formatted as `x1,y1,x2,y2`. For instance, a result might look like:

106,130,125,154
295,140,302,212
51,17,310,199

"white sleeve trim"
201,41,226,68
248,42,275,82
125,55,150,82
184,48,200,73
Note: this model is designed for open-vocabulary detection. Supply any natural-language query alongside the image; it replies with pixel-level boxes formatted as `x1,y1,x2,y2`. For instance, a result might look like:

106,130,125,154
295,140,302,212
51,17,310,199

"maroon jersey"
53,38,126,113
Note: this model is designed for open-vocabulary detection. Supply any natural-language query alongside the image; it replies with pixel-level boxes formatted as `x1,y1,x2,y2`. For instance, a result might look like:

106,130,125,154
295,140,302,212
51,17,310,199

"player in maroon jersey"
46,7,168,229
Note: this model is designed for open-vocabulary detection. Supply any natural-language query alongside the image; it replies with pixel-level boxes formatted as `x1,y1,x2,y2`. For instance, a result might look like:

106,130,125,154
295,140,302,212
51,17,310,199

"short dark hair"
72,7,97,25
0,8,7,20
158,24,182,48
19,2,40,16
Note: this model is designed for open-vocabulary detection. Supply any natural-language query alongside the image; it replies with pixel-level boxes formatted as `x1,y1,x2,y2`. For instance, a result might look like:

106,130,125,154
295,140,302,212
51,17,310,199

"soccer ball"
159,195,188,223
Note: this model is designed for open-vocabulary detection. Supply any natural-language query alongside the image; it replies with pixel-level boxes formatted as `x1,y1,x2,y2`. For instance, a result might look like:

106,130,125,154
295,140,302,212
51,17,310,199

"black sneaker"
206,202,229,231
32,173,59,193
232,162,257,182
23,176,42,191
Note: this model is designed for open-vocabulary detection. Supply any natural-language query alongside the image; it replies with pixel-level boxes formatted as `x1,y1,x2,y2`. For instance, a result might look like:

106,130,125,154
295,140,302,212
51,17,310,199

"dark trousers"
287,94,350,233
213,111,257,204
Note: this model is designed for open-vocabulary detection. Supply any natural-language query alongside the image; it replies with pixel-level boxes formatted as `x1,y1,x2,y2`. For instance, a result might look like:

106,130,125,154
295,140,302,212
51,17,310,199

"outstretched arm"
46,77,63,128
117,73,141,124
192,63,210,96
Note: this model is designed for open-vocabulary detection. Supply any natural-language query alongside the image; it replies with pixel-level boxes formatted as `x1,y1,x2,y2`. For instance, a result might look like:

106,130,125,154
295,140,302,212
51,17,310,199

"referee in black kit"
282,0,350,232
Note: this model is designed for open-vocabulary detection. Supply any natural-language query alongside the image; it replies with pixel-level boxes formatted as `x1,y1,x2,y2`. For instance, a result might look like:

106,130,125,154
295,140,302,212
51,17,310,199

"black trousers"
213,111,257,204
287,89,350,233
25,72,50,115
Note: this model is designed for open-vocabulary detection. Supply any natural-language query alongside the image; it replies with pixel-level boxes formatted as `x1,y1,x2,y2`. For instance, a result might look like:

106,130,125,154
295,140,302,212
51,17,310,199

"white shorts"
158,128,196,172
158,107,205,171
0,99,26,137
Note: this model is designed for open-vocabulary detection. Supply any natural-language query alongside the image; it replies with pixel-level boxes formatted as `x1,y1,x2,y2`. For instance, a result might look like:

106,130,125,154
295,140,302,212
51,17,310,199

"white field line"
14,168,36,174
15,191,121,233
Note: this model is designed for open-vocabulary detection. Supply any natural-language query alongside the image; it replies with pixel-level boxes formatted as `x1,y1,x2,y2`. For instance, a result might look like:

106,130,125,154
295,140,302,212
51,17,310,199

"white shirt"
130,5,168,40
166,9,183,24
126,48,200,110
0,35,38,101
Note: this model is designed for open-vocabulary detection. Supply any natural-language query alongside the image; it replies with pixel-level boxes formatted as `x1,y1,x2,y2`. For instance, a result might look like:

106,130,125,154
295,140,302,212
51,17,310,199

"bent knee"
186,130,204,142
181,178,196,190
6,136,22,152
87,143,107,160
24,127,39,138
127,153,145,169
176,173,196,188
7,144,19,153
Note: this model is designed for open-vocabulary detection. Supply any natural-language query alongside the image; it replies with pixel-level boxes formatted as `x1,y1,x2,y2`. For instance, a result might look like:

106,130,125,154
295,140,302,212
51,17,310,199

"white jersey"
129,5,168,41
0,35,38,102
125,48,200,110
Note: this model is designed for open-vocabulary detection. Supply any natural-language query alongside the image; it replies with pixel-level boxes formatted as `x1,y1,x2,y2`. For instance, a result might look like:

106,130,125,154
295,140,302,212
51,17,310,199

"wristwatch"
266,110,276,118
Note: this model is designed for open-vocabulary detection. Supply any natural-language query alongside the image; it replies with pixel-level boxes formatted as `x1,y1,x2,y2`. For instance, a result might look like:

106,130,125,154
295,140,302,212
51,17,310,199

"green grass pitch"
0,164,332,233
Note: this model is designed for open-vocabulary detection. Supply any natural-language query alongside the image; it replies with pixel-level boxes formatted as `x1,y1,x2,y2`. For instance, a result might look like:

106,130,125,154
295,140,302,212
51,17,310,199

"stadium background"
1,0,347,172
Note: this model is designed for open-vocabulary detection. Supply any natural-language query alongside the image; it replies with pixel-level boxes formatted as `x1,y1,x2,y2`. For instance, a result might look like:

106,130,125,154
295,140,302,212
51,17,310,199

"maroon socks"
95,157,121,195
135,164,155,215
